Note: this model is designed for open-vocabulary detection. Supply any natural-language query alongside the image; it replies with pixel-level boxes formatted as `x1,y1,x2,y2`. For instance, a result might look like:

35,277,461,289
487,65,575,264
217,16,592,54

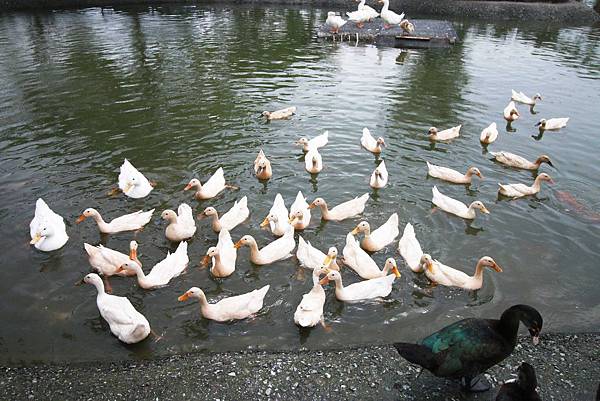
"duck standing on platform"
378,0,405,30
346,7,370,29
393,304,543,392
325,12,347,34
355,0,379,21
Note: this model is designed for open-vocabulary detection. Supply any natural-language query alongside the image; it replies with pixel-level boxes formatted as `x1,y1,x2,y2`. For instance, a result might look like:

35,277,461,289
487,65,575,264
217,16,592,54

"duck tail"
392,343,438,372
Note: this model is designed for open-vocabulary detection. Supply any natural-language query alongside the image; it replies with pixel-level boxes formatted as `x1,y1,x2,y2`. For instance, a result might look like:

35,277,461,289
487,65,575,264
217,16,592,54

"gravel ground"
1,333,598,401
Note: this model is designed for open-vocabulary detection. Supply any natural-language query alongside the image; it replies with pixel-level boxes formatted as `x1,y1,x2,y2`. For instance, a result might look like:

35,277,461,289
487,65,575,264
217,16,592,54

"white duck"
536,118,569,131
76,208,154,234
320,265,399,302
309,193,369,221
511,89,542,106
118,159,153,199
201,196,249,233
234,227,295,265
351,213,399,252
83,273,150,343
201,229,237,278
378,0,405,29
361,128,386,154
29,198,69,252
480,122,499,144
261,193,291,236
84,240,140,279
356,0,379,21
343,232,399,279
262,106,296,120
426,161,483,184
294,267,327,328
503,101,520,122
432,186,490,219
161,203,196,242
490,152,554,171
305,148,323,174
184,167,232,200
178,285,270,322
325,12,347,34
254,149,272,180
297,236,340,270
120,241,189,289
289,191,311,230
346,7,370,28
370,160,388,189
323,247,342,271
420,254,502,290
201,197,248,233
398,223,423,273
498,173,554,198
428,125,461,141
296,131,329,152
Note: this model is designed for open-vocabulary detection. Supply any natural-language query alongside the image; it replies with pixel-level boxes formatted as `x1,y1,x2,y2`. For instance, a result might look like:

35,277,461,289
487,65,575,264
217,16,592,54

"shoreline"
1,332,598,400
0,0,599,23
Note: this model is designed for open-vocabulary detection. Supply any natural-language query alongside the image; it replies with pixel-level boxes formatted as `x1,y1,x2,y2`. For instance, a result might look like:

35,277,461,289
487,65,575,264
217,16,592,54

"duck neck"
91,213,108,230
197,293,213,318
358,0,366,8
466,205,477,218
210,214,222,232
471,261,485,286
498,306,526,346
92,278,106,296
532,176,544,191
211,253,222,272
248,240,261,263
381,0,389,12
131,266,150,288
318,203,330,219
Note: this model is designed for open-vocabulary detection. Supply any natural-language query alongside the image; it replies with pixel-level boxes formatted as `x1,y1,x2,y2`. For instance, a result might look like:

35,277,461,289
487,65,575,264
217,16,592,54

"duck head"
469,201,490,214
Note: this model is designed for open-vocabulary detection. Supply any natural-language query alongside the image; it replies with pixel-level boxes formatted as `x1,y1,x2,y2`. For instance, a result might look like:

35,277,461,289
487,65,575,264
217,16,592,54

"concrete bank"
0,0,599,23
1,333,598,400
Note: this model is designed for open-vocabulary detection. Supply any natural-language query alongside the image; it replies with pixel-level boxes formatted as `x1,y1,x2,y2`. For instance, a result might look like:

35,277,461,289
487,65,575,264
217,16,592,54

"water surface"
1,5,599,365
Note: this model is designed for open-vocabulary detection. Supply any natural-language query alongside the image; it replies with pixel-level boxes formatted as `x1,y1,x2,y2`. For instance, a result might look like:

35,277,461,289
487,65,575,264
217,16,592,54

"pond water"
1,5,599,365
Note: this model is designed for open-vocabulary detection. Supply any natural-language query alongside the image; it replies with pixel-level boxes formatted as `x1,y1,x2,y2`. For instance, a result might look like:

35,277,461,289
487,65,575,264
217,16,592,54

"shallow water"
0,5,599,365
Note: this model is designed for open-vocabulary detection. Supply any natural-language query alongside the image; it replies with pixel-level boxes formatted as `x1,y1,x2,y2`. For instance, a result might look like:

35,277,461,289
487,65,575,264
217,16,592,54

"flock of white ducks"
28,89,568,344
326,0,414,34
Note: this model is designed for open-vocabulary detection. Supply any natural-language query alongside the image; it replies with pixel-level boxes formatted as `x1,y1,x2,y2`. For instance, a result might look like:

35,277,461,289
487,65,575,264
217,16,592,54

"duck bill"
323,255,333,266
319,277,330,285
491,262,503,272
75,215,86,223
201,255,211,266
129,248,138,261
547,161,555,168
233,240,243,249
307,203,316,210
123,182,133,193
183,183,192,191
30,233,42,245
178,292,190,302
481,207,491,214
259,217,270,228
197,212,206,220
532,335,540,346
476,172,484,179
392,266,401,278
350,227,360,235
534,122,541,127
548,178,555,185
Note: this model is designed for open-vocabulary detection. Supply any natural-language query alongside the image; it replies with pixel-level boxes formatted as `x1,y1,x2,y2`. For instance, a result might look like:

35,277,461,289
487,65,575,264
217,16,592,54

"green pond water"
0,5,599,365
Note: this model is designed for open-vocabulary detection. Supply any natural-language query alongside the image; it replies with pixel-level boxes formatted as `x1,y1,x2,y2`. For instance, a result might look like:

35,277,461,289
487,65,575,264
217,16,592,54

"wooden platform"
316,19,458,48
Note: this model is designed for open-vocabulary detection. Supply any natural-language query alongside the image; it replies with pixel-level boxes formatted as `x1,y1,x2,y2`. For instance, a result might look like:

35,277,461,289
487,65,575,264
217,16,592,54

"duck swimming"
29,198,69,252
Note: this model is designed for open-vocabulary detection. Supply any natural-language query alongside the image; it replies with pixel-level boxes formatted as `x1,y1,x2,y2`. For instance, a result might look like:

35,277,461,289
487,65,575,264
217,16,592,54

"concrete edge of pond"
0,0,599,23
1,332,598,400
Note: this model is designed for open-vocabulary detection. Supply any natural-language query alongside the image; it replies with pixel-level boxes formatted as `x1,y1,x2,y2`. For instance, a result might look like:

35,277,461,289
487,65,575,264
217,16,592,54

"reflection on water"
0,5,599,365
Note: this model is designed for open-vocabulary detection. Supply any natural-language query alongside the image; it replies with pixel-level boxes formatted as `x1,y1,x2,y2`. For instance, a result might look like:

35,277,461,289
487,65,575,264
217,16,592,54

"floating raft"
317,19,458,48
